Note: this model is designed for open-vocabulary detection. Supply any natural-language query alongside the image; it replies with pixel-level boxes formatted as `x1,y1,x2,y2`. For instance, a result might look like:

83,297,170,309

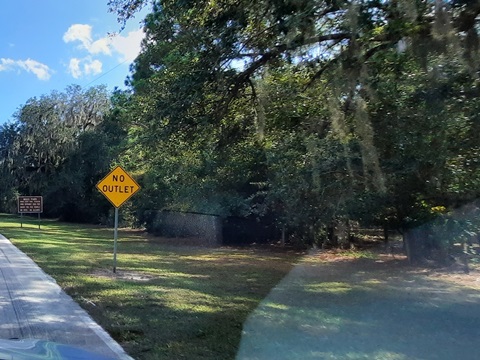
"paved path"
0,234,133,359
237,250,480,360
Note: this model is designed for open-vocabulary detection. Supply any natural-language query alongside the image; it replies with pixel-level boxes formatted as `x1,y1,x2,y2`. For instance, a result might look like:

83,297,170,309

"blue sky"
0,1,147,124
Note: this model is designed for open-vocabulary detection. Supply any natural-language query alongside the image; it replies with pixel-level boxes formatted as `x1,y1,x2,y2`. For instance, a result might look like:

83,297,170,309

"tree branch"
303,32,353,46
454,1,480,33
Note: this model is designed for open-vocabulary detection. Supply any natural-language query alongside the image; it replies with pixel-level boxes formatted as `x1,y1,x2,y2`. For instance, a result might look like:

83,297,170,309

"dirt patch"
91,268,157,282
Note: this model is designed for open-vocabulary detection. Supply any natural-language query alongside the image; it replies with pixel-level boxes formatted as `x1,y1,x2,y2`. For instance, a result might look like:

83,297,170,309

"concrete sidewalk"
0,234,133,359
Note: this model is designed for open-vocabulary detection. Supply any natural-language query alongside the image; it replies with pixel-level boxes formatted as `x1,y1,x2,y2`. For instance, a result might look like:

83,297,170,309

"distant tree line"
0,0,479,263
0,85,118,222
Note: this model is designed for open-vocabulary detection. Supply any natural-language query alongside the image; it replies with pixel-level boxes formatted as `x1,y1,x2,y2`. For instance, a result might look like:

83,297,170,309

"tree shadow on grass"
59,248,297,359
237,252,480,360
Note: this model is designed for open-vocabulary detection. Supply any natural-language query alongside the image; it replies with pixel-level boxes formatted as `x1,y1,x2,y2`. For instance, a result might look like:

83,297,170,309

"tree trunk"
337,219,350,249
327,225,337,247
280,225,286,247
462,240,470,274
403,228,425,263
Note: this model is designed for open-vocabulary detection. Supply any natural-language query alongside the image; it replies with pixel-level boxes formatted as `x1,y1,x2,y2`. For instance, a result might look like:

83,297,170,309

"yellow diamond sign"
96,166,140,208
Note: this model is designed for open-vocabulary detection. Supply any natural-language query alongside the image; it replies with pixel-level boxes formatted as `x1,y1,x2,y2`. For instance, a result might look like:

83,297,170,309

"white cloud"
0,58,53,80
89,38,112,55
0,58,15,71
84,59,103,75
63,24,92,48
63,23,145,79
67,57,103,79
63,24,111,55
20,59,52,80
110,29,144,62
67,58,82,79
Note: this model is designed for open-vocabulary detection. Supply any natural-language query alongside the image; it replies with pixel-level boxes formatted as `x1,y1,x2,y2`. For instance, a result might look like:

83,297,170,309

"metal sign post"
96,166,140,273
113,208,119,273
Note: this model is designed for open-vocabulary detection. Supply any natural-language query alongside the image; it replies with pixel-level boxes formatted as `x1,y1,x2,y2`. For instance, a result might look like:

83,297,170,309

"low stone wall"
222,216,280,245
147,210,223,246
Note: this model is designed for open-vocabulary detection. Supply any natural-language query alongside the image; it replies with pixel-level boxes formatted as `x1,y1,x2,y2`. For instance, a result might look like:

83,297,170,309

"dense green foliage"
0,85,115,221
1,1,479,261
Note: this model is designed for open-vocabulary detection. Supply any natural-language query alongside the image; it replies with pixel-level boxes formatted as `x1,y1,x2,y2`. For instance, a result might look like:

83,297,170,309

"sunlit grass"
0,214,300,360
305,282,353,294
306,351,408,360
264,302,289,310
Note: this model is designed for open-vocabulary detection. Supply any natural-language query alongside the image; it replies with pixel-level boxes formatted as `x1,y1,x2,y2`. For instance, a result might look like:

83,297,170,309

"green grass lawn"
0,214,301,360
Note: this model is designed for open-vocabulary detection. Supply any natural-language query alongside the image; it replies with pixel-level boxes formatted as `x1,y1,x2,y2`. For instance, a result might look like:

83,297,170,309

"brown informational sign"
18,196,43,214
